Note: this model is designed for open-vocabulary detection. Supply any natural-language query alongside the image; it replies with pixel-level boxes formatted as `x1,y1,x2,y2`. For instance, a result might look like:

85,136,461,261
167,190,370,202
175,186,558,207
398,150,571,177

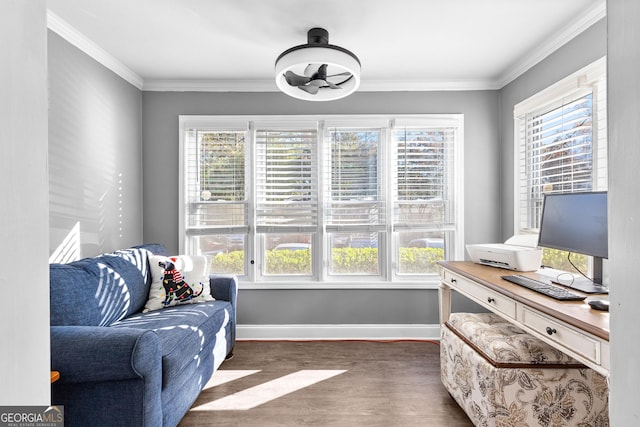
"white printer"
466,235,542,272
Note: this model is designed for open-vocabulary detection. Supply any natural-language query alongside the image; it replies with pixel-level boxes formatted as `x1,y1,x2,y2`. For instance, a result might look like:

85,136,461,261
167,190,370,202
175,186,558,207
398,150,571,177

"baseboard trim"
237,324,441,341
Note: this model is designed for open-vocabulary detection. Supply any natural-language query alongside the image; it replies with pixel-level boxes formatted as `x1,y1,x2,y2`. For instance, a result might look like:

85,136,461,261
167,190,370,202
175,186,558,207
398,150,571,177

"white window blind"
324,128,385,232
255,128,318,233
522,93,593,229
185,129,248,235
393,126,456,231
515,58,606,233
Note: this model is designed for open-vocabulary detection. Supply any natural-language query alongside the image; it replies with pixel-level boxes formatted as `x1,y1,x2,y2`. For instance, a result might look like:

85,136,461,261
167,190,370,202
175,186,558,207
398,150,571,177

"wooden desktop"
438,261,610,377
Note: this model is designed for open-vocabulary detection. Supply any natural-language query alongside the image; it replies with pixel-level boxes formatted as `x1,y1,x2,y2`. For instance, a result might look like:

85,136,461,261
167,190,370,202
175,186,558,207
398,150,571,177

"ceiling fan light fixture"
275,28,361,101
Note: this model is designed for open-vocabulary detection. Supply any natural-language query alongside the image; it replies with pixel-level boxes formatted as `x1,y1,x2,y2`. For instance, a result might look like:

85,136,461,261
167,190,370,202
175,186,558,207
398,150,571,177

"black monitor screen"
537,191,608,259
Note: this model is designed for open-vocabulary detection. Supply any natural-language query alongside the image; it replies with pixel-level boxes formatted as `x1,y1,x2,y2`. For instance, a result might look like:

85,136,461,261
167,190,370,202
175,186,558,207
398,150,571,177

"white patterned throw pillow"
143,255,214,312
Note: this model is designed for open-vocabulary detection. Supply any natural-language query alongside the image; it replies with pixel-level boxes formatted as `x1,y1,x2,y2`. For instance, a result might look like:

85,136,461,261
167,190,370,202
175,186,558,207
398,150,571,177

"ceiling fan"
275,28,361,101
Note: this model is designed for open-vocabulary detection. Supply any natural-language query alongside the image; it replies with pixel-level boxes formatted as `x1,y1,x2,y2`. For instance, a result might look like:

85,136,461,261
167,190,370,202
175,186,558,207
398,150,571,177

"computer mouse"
588,299,610,311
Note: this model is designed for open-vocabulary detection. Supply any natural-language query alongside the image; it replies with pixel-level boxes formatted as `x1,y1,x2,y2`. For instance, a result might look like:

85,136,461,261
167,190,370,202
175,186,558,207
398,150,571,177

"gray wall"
142,90,500,325
48,31,143,259
0,0,50,405
498,18,607,239
607,0,640,423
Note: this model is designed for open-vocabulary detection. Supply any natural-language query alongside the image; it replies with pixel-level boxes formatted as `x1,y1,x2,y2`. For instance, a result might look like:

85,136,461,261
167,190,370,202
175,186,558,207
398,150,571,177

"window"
183,126,248,276
325,126,384,276
514,58,607,272
393,124,456,275
180,115,463,286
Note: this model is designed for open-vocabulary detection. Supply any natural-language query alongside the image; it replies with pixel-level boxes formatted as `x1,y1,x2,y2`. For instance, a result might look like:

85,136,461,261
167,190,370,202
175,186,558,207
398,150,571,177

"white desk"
439,261,610,377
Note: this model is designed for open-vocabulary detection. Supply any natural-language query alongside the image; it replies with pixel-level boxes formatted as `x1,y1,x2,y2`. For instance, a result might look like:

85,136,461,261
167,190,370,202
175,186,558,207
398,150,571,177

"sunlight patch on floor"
203,370,261,390
193,370,347,411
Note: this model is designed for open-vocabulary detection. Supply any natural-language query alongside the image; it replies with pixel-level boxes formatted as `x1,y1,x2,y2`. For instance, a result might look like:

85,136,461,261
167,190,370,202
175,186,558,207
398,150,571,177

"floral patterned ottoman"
440,312,609,427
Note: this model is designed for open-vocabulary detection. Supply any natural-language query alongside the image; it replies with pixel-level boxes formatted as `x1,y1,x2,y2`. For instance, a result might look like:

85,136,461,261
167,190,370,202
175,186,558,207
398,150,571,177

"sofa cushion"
50,248,153,326
112,300,232,387
143,255,214,312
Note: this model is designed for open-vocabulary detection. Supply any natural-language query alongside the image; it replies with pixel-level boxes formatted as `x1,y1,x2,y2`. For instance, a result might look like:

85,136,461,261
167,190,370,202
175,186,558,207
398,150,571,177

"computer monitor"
537,191,608,293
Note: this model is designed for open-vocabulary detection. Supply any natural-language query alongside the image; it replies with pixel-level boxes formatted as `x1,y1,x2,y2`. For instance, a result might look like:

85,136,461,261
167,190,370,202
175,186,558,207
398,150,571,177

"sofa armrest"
51,325,161,384
209,275,238,355
209,274,238,306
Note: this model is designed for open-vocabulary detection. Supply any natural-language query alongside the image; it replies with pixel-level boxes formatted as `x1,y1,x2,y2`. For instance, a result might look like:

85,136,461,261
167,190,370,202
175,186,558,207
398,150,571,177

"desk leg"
439,282,452,325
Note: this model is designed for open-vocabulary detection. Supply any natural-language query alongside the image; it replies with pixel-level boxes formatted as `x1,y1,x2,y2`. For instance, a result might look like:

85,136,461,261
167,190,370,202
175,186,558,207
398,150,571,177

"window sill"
238,279,442,290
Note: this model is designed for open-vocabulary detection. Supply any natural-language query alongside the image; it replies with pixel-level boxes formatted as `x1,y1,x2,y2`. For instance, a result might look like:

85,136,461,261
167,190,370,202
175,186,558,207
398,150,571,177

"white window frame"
513,57,607,236
179,114,464,289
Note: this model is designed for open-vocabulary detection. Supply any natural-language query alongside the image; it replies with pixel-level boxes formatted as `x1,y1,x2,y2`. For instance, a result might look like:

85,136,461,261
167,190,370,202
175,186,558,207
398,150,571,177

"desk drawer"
521,307,601,364
443,271,516,318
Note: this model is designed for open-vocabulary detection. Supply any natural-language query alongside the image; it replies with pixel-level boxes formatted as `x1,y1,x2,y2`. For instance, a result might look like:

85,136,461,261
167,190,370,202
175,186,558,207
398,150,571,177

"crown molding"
496,0,606,88
46,10,144,90
143,78,501,92
359,79,501,92
142,79,279,92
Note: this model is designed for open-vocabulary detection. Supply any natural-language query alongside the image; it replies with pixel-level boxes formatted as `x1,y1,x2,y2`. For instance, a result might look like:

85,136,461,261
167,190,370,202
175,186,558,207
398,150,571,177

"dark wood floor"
179,340,472,426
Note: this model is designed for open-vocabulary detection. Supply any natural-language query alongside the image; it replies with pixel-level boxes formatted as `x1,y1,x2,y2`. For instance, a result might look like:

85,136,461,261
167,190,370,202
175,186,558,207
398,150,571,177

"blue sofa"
50,244,237,427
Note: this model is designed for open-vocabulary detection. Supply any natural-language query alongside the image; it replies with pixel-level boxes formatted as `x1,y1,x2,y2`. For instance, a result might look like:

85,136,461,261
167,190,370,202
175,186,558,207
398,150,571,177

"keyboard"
501,275,586,301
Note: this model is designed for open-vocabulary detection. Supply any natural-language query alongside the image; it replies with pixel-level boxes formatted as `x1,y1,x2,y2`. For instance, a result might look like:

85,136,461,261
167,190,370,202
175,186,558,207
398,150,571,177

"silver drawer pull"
546,327,557,336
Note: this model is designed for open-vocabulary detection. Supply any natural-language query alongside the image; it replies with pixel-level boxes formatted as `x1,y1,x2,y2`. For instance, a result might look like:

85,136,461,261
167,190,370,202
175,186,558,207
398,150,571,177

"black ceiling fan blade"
304,63,323,77
311,64,328,80
324,81,342,89
284,71,311,87
298,85,320,95
298,83,321,95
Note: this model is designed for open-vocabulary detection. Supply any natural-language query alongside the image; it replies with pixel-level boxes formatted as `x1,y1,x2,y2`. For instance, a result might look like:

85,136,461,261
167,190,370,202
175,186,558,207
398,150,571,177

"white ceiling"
46,0,605,92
